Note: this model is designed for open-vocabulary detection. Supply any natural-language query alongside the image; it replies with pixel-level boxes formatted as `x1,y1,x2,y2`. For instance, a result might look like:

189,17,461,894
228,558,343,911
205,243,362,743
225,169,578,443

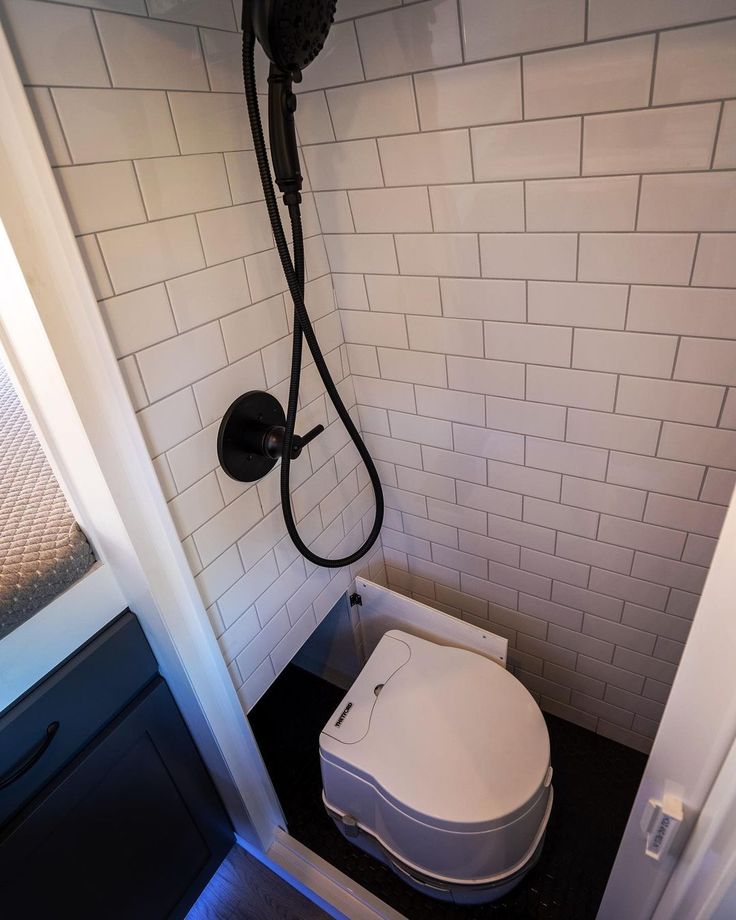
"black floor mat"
250,664,647,920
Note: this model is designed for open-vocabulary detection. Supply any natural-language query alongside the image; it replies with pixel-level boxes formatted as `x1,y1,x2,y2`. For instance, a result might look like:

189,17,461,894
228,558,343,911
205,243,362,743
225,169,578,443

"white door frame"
598,484,736,918
0,22,283,851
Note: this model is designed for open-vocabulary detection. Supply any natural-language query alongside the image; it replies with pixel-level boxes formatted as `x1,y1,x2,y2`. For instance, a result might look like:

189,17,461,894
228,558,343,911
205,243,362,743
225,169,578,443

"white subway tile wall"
8,0,736,752
2,0,384,715
309,0,734,755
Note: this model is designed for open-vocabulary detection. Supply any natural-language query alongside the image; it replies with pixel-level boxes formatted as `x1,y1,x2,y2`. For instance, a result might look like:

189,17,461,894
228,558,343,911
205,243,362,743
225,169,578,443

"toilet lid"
320,630,550,833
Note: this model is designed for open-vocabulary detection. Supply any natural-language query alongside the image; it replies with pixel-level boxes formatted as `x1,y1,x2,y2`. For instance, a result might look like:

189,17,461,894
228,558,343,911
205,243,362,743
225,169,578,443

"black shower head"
244,0,337,73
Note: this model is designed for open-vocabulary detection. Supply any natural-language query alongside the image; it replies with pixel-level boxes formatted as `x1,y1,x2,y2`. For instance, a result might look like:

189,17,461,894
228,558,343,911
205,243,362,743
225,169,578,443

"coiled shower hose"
242,30,384,568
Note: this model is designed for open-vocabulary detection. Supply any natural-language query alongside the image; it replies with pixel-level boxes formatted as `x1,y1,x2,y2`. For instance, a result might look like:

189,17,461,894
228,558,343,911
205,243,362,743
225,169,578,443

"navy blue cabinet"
0,613,233,919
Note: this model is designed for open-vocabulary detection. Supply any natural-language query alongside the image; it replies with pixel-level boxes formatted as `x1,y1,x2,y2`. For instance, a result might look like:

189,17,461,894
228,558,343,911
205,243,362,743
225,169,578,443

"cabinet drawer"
0,611,157,826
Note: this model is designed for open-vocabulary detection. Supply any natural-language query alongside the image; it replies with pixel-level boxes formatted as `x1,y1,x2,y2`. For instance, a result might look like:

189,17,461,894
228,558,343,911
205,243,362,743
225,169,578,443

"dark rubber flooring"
250,664,647,920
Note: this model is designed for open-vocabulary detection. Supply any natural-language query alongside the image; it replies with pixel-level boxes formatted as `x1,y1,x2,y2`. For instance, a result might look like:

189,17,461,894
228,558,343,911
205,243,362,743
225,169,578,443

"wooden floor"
186,846,332,920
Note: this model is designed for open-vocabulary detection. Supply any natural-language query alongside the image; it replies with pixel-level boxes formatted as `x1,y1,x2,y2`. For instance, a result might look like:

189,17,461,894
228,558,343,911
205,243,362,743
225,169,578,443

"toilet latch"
341,814,360,838
640,793,684,860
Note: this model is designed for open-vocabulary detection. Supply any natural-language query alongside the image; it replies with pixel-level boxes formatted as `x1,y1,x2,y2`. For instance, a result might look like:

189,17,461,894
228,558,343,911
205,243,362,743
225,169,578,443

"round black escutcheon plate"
217,390,286,483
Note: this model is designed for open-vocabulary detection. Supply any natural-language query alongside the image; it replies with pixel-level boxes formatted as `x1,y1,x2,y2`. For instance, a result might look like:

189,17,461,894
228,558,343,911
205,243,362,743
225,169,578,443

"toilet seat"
320,630,553,901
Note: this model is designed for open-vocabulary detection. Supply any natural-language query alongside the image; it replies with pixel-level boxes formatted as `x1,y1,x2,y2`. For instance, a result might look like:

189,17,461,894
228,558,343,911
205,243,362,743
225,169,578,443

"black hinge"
349,592,362,607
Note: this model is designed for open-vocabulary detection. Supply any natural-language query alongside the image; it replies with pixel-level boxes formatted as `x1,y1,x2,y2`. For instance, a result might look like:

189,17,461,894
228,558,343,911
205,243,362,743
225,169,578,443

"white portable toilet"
320,630,553,904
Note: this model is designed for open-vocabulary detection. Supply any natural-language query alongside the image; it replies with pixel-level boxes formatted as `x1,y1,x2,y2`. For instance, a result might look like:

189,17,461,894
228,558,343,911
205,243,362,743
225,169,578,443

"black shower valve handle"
265,422,325,460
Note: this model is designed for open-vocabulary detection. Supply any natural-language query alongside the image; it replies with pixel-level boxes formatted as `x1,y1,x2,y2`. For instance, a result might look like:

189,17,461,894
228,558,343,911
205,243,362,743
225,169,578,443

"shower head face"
247,0,337,72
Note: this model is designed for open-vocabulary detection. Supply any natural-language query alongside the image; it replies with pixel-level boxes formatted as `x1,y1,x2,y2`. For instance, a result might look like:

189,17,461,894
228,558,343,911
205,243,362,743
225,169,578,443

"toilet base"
325,802,547,905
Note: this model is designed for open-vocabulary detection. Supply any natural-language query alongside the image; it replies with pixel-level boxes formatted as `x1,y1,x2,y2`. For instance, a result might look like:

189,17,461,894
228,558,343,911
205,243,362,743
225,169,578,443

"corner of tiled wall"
2,0,385,713
307,0,736,753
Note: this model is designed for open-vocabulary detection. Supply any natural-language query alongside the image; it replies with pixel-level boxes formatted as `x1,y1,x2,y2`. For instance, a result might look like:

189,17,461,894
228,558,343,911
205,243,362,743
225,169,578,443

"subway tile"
701,468,736,505
98,215,205,293
523,36,654,118
396,234,480,278
326,77,418,139
423,446,486,484
639,172,736,232
354,375,416,412
54,88,178,162
527,281,627,330
197,203,273,265
349,187,432,233
314,192,355,234
526,176,639,232
137,388,201,457
429,497,487,535
225,151,264,206
526,366,617,411
441,279,526,322
520,671,570,704
605,687,664,723
415,58,521,130
195,545,243,609
521,548,589,588
612,647,677,684
548,624,614,663
96,12,207,90
632,552,708,594
622,604,692,643
517,634,576,670
146,0,235,28
119,356,148,411
658,422,736,469
335,0,401,21
168,91,253,154
167,422,219,492
405,512,458,546
256,559,307,626
541,699,596,732
460,573,519,613
583,104,720,176
391,412,453,450
356,0,462,79
683,534,717,567
408,317,483,357
562,477,646,520
599,516,686,560
485,321,572,366
409,555,461,590
588,0,736,39
572,692,633,728
486,395,566,439
341,312,408,348
193,486,262,568
692,234,736,288
488,460,560,501
430,183,524,233
578,234,697,285
221,297,289,362
616,376,724,427
608,452,704,500
193,352,266,426
675,338,736,386
218,606,260,664
416,385,485,425
654,20,736,105
567,409,659,455
135,154,231,220
167,260,249,333
553,581,624,622
454,424,525,464
445,356,524,398
383,528,431,562
385,485,427,517
377,348,447,386
460,0,585,61
298,22,364,92
101,284,176,357
459,530,519,567
169,471,223,539
667,589,701,619
199,28,241,93
3,0,109,87
472,118,581,181
589,568,669,612
26,87,70,166
296,92,335,146
628,285,736,339
527,437,608,481
362,433,422,469
488,513,556,553
398,467,455,502
544,663,605,699
458,481,522,520
645,493,726,538
481,234,578,281
556,532,634,576
491,561,551,599
325,235,398,274
367,275,441,315
75,236,109,300
55,162,146,234
379,130,472,186
523,497,598,539
714,102,736,169
302,140,383,190
432,544,487,579
138,322,226,402
573,329,677,378
653,636,685,666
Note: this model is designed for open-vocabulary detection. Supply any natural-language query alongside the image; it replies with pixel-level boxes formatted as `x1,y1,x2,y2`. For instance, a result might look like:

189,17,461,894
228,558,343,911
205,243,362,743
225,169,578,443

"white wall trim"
0,22,283,847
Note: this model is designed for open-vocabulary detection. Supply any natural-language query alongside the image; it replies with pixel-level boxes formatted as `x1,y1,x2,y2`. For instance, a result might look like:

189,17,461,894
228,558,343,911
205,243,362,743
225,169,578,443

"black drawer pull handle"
0,721,60,790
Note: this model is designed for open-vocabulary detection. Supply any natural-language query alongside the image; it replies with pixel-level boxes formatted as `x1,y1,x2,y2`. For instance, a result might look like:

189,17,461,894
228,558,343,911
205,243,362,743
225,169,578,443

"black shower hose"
242,30,384,568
